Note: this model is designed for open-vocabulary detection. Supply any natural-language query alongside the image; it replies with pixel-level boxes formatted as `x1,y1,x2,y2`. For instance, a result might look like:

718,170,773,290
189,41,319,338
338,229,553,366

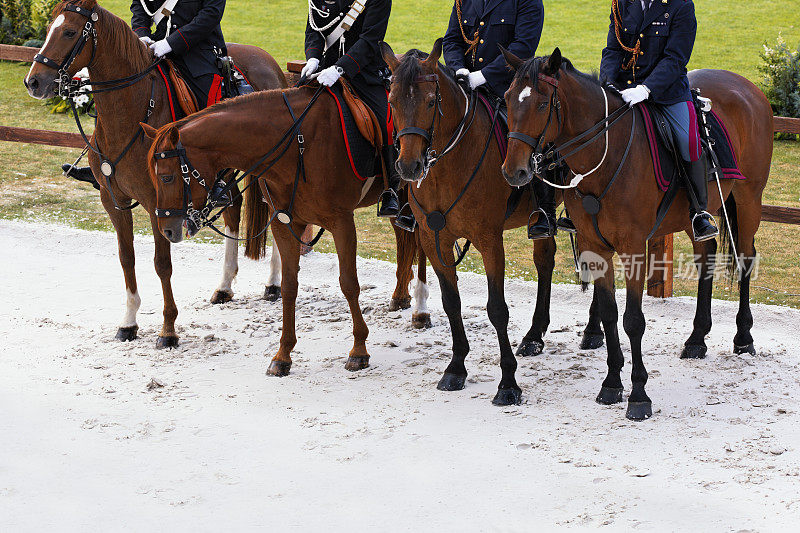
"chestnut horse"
24,0,286,348
142,86,426,375
501,48,772,419
381,40,603,406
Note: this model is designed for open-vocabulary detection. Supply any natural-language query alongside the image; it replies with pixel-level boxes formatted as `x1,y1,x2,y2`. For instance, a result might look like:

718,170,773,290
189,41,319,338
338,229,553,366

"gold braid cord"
612,0,640,78
455,0,480,61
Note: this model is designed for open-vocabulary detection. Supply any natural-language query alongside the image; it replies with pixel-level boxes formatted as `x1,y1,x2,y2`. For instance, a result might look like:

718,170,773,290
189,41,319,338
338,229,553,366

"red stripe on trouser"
686,101,701,162
207,74,223,108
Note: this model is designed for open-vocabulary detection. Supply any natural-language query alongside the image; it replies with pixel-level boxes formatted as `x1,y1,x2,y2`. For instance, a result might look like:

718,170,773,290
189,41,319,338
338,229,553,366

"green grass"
2,0,800,305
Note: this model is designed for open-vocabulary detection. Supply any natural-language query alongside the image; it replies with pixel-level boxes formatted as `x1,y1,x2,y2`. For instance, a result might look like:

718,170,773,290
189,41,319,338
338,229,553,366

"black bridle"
507,73,563,175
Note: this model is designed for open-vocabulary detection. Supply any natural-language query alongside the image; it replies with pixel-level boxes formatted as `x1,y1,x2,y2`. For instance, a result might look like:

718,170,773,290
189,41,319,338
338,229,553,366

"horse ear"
381,41,400,71
165,125,180,145
498,45,523,71
140,123,158,140
543,47,563,75
423,38,443,68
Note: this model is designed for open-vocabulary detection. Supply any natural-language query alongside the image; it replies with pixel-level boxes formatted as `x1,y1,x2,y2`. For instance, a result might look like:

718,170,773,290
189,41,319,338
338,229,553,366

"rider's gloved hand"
467,70,486,90
150,39,172,58
301,58,320,79
139,36,154,46
317,65,343,87
455,68,469,78
620,84,650,106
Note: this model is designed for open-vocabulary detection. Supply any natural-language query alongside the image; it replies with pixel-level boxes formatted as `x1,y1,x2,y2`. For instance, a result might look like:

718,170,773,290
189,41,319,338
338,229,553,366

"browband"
538,73,559,87
415,74,439,83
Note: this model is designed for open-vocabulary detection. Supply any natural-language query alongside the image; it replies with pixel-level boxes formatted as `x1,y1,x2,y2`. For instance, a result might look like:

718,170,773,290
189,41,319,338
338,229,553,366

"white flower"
75,67,90,80
73,94,90,107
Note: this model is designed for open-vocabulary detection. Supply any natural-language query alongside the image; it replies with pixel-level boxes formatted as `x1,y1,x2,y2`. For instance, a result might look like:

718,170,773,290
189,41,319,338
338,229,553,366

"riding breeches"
660,100,702,163
185,73,224,110
349,78,393,146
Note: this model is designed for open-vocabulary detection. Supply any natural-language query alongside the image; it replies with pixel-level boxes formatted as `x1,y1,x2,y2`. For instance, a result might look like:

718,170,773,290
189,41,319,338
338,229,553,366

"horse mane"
393,49,456,94
514,55,600,86
54,0,152,72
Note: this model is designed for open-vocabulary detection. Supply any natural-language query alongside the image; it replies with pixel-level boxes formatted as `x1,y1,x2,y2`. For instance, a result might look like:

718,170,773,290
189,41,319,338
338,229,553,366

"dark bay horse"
142,86,425,375
380,40,604,406
24,0,286,347
501,48,772,419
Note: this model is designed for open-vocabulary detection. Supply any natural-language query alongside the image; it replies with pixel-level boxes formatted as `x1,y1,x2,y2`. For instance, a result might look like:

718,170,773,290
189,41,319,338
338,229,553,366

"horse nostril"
516,169,528,184
163,228,173,240
27,77,39,90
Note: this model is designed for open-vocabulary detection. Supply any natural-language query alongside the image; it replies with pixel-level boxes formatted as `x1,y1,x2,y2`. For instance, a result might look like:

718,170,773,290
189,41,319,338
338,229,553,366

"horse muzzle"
24,72,58,100
502,162,534,188
397,158,426,184
160,218,185,243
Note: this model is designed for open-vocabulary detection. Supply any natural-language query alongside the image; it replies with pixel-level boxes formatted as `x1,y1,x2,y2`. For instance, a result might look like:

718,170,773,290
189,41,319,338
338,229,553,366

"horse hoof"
155,335,179,349
492,387,523,406
210,289,233,304
596,386,624,405
437,372,466,391
680,344,707,359
412,313,432,329
734,342,756,355
515,339,544,357
115,326,138,342
345,355,370,371
389,296,412,311
263,285,281,302
580,332,604,350
266,360,291,377
626,401,653,421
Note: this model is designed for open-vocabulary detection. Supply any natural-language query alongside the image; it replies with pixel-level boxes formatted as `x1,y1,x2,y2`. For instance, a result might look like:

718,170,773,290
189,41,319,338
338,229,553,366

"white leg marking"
25,14,64,85
412,278,429,316
216,226,239,294
121,289,141,328
267,244,281,287
518,86,532,103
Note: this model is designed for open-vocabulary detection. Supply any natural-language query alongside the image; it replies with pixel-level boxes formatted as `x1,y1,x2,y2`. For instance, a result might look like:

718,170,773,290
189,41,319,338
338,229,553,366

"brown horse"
501,48,772,419
381,40,604,406
24,0,286,348
142,85,426,375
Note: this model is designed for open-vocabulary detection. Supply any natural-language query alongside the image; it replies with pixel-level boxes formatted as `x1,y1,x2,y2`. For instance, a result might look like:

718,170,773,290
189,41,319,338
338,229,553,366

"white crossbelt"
324,0,368,52
138,0,180,36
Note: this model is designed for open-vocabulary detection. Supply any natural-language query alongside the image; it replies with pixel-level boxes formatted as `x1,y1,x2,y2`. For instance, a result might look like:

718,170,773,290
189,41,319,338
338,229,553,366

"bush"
0,0,57,45
29,0,59,40
759,35,800,118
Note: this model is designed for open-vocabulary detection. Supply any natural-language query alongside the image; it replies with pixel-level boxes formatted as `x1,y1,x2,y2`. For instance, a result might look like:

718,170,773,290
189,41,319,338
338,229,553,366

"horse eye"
63,29,77,39
427,100,435,109
538,102,549,111
160,174,174,184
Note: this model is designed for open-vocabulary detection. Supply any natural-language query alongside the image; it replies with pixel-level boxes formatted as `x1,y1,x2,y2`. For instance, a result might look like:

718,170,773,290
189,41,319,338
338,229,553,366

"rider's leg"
663,101,718,241
528,176,557,240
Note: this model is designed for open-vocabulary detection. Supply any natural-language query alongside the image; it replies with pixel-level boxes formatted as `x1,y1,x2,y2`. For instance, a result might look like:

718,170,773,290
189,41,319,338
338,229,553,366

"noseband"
33,5,98,98
507,73,562,175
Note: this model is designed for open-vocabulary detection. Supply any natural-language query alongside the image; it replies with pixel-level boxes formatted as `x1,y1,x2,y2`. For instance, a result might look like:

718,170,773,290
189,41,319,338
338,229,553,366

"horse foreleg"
481,239,522,406
681,238,717,359
266,222,300,376
619,249,651,420
593,247,626,407
389,223,414,311
517,236,556,356
263,241,282,302
210,202,242,304
102,191,140,341
149,216,179,348
331,217,370,371
411,235,431,329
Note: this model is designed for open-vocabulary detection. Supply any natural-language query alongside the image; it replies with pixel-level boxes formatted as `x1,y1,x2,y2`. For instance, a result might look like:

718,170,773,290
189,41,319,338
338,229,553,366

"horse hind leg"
727,192,760,356
681,238,716,359
263,241,282,302
580,284,605,350
211,199,242,304
389,223,414,311
411,232,431,329
517,236,555,357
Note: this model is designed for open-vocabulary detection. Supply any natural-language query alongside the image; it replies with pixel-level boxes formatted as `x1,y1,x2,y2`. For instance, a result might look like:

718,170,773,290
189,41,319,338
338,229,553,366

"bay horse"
381,40,604,406
24,0,286,348
501,48,772,419
142,85,426,375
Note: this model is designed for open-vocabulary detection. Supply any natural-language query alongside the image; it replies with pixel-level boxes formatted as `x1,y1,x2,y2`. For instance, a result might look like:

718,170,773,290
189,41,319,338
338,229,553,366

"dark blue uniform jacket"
443,0,543,99
600,0,696,105
131,0,226,79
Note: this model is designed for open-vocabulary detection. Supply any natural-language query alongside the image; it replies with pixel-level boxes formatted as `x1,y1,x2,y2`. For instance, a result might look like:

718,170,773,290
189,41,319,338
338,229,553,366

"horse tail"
718,193,740,281
244,175,270,260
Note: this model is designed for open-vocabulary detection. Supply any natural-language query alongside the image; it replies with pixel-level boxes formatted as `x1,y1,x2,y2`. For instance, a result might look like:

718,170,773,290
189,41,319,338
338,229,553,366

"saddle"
163,59,199,116
339,78,383,148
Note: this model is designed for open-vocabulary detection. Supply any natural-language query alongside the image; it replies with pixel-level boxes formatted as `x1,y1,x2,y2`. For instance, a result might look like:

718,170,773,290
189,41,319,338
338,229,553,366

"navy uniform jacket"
305,0,391,88
443,0,544,99
599,0,696,105
131,0,226,79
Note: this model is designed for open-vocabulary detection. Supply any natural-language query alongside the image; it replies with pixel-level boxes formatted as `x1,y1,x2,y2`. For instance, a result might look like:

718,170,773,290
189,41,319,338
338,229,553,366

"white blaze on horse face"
121,289,141,328
25,14,65,84
412,277,429,316
518,86,533,103
267,244,282,287
216,226,239,294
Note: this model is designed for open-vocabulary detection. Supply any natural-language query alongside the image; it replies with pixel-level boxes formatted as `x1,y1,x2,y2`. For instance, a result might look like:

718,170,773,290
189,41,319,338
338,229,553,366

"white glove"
149,39,172,58
620,84,650,106
317,65,342,87
301,58,319,78
455,68,469,78
139,36,154,46
467,70,487,90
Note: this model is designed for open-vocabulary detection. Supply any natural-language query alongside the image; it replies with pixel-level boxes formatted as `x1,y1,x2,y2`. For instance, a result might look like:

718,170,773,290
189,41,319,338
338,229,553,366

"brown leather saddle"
164,59,199,117
339,78,383,149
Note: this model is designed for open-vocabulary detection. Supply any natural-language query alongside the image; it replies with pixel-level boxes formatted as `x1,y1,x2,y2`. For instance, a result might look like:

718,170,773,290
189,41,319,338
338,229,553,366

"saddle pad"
639,103,746,192
476,92,508,160
326,84,379,181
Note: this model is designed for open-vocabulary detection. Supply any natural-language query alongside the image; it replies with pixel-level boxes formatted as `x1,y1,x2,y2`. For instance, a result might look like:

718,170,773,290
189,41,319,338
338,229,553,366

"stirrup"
527,208,556,240
377,188,400,217
556,208,576,234
691,211,719,242
393,203,417,233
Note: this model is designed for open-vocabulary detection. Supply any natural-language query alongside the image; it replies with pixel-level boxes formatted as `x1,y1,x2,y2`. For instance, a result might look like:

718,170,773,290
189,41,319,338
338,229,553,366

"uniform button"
463,19,467,23
500,18,504,22
480,39,484,44
624,27,627,31
627,80,632,84
655,31,659,35
640,51,644,55
478,57,484,62
479,21,485,26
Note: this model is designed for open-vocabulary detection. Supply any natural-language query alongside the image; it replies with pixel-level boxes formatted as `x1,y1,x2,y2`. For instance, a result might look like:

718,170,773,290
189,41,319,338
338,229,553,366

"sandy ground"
1,220,799,531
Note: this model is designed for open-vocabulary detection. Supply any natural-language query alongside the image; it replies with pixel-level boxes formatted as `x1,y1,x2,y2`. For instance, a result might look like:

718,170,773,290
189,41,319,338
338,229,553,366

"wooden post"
0,125,84,148
647,234,674,298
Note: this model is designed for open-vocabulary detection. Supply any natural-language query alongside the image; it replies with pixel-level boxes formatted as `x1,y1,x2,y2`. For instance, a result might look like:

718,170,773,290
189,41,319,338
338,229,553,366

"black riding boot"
61,164,100,191
377,145,400,218
686,158,718,242
528,179,557,240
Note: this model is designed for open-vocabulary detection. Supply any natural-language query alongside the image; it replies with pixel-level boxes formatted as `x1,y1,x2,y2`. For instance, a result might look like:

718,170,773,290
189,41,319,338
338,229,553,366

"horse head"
500,47,563,187
381,39,446,183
